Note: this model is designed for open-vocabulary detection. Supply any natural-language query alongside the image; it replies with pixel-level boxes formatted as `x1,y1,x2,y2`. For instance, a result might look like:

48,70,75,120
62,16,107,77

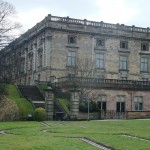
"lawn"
0,120,150,150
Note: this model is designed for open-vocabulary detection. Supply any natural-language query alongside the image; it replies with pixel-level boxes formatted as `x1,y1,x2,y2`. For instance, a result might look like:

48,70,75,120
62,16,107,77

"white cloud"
95,0,139,24
8,0,150,30
17,8,49,31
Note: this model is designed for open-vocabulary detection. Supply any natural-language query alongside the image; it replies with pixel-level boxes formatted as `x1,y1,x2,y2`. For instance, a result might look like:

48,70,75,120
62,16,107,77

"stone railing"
46,15,150,33
56,76,150,90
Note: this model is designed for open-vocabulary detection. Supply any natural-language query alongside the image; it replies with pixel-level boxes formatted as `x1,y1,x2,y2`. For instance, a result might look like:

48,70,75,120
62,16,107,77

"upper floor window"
30,44,33,50
38,53,42,67
29,59,33,70
121,77,127,80
119,55,128,70
140,57,148,72
96,39,105,47
134,96,143,110
67,51,76,67
96,53,104,69
142,78,148,81
39,38,43,46
20,59,25,73
120,41,128,49
68,35,77,44
141,43,149,51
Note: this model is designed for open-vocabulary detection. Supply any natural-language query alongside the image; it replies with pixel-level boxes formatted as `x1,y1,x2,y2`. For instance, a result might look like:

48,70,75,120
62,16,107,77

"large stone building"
0,14,150,116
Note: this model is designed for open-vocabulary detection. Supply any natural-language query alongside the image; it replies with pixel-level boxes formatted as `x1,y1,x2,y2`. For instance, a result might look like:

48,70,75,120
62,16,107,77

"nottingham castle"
0,14,150,119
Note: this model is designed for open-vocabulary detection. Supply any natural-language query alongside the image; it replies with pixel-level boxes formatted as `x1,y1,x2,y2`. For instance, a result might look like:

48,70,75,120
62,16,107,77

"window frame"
140,57,148,72
141,43,149,51
134,96,143,111
67,51,76,67
120,41,128,49
96,38,105,47
97,95,107,111
68,35,77,44
96,53,105,69
119,55,128,70
116,95,126,112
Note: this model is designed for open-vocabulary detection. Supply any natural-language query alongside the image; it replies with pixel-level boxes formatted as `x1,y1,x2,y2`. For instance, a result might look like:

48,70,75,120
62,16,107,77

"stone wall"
88,89,150,111
126,111,150,119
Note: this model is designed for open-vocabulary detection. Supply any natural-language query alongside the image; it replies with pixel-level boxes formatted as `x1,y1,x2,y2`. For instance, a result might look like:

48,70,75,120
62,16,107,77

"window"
97,95,106,111
96,39,105,47
38,53,42,67
68,35,77,44
134,96,143,110
116,96,125,112
142,78,148,81
121,77,127,80
140,57,148,72
30,44,33,50
119,56,128,70
39,38,43,46
120,41,128,49
67,51,76,66
68,73,75,78
29,59,33,70
141,43,148,51
96,53,104,69
20,59,25,73
97,75,104,79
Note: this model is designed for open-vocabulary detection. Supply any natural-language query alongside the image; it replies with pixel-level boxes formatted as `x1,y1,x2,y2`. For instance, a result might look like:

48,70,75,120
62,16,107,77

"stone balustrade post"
70,90,80,119
44,87,54,120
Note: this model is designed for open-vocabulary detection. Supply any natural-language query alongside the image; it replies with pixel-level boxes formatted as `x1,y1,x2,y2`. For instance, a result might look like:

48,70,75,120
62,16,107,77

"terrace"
55,76,150,91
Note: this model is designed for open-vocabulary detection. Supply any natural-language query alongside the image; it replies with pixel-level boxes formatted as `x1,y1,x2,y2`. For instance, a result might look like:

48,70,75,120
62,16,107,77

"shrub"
34,107,46,121
0,96,19,121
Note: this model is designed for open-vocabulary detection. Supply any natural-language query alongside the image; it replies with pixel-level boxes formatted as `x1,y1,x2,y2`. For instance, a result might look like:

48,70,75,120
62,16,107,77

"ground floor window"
116,102,125,112
97,101,106,111
134,96,143,110
97,95,106,111
116,95,125,112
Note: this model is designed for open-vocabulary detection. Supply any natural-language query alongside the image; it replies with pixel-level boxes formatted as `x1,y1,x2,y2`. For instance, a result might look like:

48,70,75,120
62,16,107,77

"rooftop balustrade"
47,15,150,33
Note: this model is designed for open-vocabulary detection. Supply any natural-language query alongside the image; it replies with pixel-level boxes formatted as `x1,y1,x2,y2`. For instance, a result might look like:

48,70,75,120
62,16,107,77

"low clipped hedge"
34,107,46,121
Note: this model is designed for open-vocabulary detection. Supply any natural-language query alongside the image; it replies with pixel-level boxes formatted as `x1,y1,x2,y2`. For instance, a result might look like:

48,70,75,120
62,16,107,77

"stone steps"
17,85,45,108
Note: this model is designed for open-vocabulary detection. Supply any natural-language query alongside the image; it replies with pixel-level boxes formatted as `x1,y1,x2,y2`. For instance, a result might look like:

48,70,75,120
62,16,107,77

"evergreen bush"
34,107,46,121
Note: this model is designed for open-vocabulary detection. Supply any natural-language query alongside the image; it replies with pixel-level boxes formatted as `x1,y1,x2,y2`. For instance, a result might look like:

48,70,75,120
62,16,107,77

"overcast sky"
7,0,150,32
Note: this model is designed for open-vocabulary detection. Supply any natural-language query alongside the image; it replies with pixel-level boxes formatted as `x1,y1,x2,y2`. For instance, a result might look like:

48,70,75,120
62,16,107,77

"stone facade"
0,14,150,112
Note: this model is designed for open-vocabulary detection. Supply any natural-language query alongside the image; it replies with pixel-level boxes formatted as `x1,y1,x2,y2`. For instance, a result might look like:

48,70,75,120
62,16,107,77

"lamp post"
87,98,90,120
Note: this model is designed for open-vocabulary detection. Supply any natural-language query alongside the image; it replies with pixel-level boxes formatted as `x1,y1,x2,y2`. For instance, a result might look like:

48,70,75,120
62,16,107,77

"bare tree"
0,0,21,49
66,57,97,102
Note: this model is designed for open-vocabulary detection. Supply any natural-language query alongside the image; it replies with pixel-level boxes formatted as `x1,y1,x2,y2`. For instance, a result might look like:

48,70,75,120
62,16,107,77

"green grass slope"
58,98,70,114
6,84,34,120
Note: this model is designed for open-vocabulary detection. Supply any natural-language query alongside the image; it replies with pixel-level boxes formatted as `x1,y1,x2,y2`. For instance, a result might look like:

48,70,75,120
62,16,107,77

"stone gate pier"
44,87,54,120
70,90,80,118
